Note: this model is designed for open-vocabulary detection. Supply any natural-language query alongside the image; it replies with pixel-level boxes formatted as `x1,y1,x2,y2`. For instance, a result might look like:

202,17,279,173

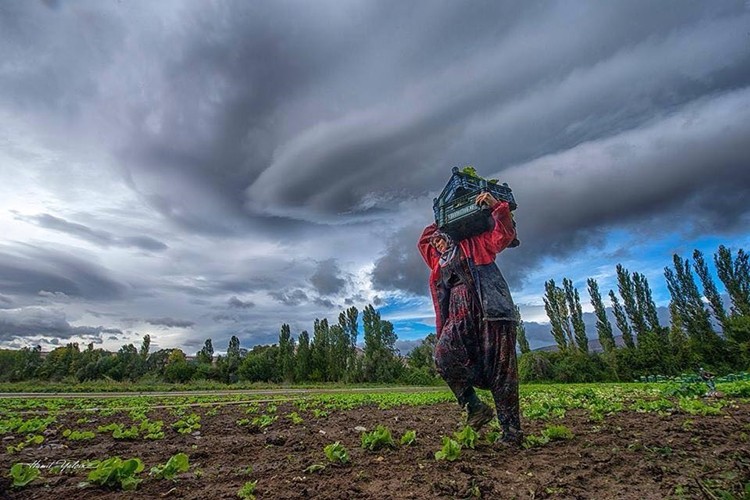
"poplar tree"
664,255,714,340
714,245,750,317
667,300,692,371
665,254,725,364
295,331,312,381
338,306,359,378
139,334,151,361
616,265,648,343
224,335,241,383
310,318,330,381
327,324,348,382
632,273,662,337
544,280,570,351
277,324,295,382
227,335,241,359
362,304,400,382
693,249,728,330
515,305,531,354
631,272,672,375
587,278,616,354
563,278,588,353
609,290,635,349
196,338,214,365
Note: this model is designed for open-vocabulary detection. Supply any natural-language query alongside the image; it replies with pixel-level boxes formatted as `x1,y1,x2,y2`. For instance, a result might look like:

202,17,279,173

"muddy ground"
2,399,749,499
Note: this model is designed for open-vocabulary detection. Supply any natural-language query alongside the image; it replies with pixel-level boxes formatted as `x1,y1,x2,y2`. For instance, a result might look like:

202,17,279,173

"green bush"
518,352,554,382
398,366,441,386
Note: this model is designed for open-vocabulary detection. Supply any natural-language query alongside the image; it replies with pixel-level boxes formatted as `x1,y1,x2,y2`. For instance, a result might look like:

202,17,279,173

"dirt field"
2,399,749,499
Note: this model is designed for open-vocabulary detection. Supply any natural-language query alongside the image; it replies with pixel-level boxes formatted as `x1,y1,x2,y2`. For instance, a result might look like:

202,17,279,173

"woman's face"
433,235,449,254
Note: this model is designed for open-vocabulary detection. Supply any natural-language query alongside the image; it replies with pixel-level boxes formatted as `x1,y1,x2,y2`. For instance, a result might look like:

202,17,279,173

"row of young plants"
1,381,747,443
10,452,190,490
638,371,750,383
2,380,744,413
9,452,262,499
311,421,576,471
3,410,204,454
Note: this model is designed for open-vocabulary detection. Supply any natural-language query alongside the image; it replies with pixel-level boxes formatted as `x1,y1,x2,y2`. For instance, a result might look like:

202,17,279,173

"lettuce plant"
87,457,144,490
434,437,462,461
361,425,395,451
10,463,40,488
150,453,189,480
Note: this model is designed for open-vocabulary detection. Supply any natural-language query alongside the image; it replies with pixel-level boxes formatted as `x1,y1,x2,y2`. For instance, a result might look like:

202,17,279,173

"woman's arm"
418,223,440,268
474,193,516,255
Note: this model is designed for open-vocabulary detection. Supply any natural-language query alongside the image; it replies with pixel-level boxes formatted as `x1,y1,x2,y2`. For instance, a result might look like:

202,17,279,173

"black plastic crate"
433,167,519,244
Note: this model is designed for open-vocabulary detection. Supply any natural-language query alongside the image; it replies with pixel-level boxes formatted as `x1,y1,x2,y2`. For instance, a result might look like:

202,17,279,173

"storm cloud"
309,259,347,296
19,213,168,252
0,245,127,300
1,1,749,352
145,317,195,328
0,306,108,342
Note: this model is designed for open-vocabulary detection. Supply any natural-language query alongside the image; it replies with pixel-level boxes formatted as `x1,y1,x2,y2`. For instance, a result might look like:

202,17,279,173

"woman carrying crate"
418,191,522,445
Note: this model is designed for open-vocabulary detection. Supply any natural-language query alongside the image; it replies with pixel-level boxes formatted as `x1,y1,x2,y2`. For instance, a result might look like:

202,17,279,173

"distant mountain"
524,304,671,351
533,335,626,353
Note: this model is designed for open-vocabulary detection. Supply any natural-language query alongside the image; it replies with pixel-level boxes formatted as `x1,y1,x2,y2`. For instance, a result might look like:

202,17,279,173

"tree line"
0,305,438,385
2,244,746,386
517,245,750,382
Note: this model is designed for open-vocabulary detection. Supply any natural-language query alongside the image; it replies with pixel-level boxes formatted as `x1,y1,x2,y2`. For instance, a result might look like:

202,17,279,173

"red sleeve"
481,201,516,254
418,223,440,268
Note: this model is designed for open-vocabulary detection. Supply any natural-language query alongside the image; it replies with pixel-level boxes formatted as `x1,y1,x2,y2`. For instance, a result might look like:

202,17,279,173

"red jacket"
418,201,517,338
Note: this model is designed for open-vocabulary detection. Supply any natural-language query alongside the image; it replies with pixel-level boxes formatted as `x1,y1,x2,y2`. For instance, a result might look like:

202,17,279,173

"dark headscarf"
431,231,458,267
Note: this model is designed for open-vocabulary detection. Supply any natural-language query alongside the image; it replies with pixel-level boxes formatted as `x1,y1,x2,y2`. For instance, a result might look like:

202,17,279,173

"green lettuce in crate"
461,166,499,184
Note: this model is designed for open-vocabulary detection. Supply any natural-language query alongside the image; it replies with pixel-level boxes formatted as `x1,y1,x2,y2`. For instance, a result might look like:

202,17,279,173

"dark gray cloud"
120,236,169,252
495,89,750,284
228,296,255,309
269,289,309,306
213,313,239,323
313,297,336,309
244,2,750,223
0,1,124,118
182,338,204,350
7,1,746,238
371,223,432,295
145,317,195,328
309,259,346,295
0,245,127,300
18,213,168,252
0,306,108,342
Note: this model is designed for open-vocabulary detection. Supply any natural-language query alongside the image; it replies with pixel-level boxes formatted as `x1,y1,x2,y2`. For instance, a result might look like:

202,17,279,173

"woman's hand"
475,192,499,208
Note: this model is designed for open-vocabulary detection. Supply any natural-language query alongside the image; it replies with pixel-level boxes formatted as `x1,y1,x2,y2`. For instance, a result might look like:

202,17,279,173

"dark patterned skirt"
433,283,520,430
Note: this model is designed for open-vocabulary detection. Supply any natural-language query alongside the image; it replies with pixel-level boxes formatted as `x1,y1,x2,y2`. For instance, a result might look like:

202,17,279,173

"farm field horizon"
2,382,749,499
